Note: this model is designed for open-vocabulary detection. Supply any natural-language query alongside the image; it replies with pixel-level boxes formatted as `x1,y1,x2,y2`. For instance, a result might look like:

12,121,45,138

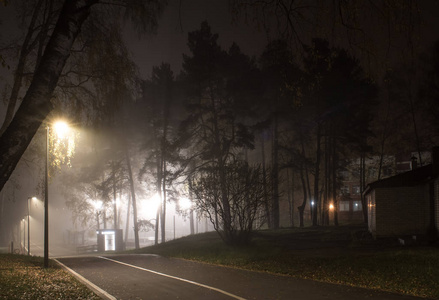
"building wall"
338,200,363,222
338,180,364,222
374,186,431,237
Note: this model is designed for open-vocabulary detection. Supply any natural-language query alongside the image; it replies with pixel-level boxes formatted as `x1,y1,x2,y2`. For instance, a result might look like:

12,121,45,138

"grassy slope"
0,254,100,300
132,225,439,299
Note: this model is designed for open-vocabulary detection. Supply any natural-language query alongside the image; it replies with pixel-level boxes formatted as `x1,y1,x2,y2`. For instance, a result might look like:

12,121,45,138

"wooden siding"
373,186,430,237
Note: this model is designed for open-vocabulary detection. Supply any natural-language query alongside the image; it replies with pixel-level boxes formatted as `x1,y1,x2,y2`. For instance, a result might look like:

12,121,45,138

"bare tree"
191,161,268,245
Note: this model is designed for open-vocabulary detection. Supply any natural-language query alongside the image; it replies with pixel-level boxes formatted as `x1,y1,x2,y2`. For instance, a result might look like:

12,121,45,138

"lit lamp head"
179,197,192,210
53,120,70,139
92,200,103,211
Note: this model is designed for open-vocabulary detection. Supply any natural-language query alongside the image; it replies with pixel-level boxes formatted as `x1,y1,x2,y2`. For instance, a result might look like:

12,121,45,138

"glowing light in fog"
179,197,192,210
139,193,161,219
91,200,103,211
53,121,70,139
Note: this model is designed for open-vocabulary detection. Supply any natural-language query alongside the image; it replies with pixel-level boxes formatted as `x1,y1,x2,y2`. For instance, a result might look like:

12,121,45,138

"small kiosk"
97,229,123,252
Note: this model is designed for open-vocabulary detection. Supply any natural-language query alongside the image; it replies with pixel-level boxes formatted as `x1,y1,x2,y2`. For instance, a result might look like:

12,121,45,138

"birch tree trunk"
0,0,44,135
0,0,96,192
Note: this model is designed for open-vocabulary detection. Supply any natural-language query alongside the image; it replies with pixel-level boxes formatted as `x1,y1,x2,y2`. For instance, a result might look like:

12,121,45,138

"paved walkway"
57,254,431,300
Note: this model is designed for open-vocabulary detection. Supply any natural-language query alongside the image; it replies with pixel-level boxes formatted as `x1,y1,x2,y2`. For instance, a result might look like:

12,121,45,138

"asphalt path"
57,254,428,300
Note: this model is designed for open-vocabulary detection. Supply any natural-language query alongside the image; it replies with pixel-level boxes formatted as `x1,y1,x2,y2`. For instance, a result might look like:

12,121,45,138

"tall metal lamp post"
27,197,36,256
28,198,30,255
27,197,37,256
44,125,50,268
44,121,70,268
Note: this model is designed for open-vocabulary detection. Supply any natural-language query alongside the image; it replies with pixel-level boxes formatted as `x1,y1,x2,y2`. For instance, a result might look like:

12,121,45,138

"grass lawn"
132,225,439,299
0,254,100,300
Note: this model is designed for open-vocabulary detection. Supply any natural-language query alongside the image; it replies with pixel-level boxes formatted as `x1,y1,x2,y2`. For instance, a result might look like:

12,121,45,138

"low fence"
76,244,98,254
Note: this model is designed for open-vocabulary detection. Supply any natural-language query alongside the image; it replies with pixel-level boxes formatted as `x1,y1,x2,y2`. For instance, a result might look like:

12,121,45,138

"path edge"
54,258,117,300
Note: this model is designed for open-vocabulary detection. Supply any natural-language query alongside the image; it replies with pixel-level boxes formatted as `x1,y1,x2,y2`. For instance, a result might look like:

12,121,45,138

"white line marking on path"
98,256,247,300
54,259,117,300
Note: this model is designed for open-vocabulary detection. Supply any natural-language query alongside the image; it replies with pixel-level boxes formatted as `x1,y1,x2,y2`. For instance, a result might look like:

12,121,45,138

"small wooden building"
364,147,439,239
97,229,124,252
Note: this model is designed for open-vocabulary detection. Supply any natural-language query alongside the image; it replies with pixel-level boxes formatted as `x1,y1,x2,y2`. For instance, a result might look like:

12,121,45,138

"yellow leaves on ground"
0,254,99,300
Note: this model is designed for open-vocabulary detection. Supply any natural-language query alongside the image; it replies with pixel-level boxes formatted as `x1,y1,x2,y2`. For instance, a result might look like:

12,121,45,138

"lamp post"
44,120,70,268
92,200,103,230
44,125,49,268
28,198,30,255
27,197,37,256
22,218,25,253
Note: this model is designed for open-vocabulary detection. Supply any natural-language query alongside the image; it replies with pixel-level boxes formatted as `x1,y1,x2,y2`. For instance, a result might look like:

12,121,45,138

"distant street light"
179,197,192,211
44,120,70,268
27,197,37,256
91,200,103,229
22,218,25,253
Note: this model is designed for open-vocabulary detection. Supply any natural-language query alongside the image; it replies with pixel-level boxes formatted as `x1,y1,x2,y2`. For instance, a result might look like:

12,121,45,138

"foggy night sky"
123,0,267,78
122,0,439,81
1,1,439,87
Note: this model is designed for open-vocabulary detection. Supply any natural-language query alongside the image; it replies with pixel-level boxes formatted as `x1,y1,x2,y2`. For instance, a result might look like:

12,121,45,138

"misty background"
1,0,439,254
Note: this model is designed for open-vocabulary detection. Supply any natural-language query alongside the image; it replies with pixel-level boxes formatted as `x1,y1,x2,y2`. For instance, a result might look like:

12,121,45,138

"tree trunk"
0,192,4,244
297,163,307,228
124,193,131,245
0,0,97,192
189,209,195,235
156,156,163,244
112,162,117,229
323,131,329,226
260,134,271,228
271,113,280,229
161,158,167,243
360,152,368,223
286,168,294,227
313,123,321,226
377,92,392,181
155,205,160,245
0,0,44,135
125,149,140,249
299,133,312,225
219,158,232,237
408,88,423,166
103,209,107,229
332,132,339,226
188,165,195,235
304,148,312,222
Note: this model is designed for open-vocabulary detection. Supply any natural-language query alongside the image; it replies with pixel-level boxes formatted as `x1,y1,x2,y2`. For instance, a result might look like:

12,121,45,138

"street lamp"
27,197,37,256
44,120,70,268
91,200,103,230
22,218,25,253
